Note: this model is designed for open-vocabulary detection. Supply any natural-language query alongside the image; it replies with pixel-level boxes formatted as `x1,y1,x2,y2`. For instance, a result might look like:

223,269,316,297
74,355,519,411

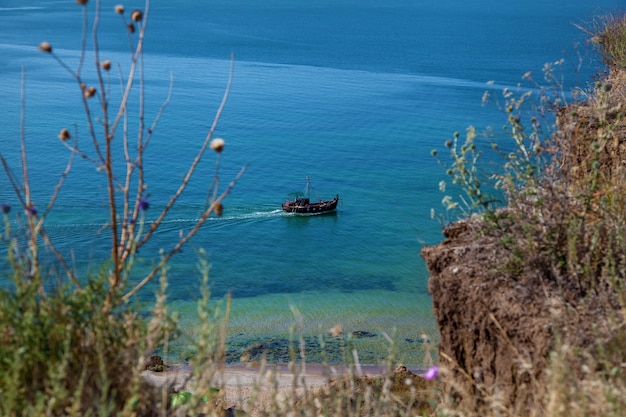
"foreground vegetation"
0,1,238,415
428,12,626,417
2,1,626,416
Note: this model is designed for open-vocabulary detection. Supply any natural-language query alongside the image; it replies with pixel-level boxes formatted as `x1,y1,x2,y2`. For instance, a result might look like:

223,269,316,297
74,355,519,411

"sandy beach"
141,363,390,415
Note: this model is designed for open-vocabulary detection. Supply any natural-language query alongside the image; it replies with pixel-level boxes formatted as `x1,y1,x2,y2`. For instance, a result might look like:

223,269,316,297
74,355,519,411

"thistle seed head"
127,23,135,33
101,60,111,71
131,9,143,22
214,201,223,216
58,128,71,141
84,86,96,98
0,203,10,214
210,137,225,153
76,0,88,4
115,4,124,14
38,41,52,53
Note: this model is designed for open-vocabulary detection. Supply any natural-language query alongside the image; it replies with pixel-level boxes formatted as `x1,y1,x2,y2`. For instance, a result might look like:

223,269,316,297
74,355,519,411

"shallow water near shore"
0,0,618,366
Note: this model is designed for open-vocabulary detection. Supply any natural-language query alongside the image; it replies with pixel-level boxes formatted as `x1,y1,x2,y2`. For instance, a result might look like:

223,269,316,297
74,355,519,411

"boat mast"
303,176,311,200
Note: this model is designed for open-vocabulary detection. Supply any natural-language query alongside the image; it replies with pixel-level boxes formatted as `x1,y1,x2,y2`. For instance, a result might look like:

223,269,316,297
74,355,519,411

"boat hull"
282,196,339,214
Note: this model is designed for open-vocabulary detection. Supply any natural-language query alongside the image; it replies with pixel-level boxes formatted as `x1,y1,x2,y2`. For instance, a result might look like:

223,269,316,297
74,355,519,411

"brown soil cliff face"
421,67,626,415
421,218,554,413
422,215,626,414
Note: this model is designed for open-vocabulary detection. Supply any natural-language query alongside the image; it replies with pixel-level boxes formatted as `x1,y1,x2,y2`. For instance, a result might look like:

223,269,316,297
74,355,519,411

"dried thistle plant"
1,0,246,308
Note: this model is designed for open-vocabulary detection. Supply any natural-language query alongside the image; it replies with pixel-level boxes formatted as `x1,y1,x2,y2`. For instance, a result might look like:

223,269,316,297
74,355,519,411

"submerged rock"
145,355,164,372
351,330,377,338
229,333,383,365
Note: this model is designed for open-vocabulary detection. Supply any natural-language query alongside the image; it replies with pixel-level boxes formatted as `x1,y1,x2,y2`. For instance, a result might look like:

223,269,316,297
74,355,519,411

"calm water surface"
0,0,619,365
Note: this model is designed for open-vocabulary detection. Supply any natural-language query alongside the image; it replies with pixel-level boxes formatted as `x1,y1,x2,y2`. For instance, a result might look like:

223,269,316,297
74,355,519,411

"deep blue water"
0,0,621,365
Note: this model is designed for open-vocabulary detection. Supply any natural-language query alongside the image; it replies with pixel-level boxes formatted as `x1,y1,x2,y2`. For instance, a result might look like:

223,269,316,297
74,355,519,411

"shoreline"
142,362,427,413
141,363,342,414
143,361,424,388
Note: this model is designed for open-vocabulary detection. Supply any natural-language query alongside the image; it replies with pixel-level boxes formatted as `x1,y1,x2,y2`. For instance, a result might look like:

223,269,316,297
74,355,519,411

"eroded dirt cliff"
421,66,626,415
422,216,554,413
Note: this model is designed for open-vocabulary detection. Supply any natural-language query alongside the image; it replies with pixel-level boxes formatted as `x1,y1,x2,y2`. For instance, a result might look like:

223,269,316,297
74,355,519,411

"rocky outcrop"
145,355,164,372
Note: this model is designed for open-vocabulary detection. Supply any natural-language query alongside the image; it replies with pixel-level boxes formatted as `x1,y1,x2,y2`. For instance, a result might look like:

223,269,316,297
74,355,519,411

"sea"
0,0,621,366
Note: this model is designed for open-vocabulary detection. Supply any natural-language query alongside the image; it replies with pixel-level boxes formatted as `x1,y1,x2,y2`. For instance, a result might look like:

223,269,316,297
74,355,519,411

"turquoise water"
0,0,619,365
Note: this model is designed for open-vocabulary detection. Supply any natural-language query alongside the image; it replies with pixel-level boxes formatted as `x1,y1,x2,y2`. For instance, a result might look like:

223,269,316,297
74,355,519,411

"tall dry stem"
1,0,245,309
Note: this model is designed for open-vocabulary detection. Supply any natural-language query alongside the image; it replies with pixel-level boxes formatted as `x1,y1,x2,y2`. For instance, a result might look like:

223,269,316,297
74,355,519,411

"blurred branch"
122,165,247,301
133,55,235,253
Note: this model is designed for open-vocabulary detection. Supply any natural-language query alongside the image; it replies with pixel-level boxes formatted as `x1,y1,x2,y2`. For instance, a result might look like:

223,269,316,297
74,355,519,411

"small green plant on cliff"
432,61,562,223
432,58,577,227
432,126,497,218
0,1,243,415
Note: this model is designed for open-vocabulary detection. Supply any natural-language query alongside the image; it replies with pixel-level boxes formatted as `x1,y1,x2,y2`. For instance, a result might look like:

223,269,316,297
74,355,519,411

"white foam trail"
0,7,43,11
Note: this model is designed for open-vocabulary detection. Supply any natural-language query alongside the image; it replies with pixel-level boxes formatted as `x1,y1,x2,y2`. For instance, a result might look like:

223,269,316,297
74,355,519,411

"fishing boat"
282,176,339,214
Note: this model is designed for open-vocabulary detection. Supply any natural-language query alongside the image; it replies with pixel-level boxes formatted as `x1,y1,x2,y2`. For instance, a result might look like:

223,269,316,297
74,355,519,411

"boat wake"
0,7,44,11
38,208,286,233
198,208,284,223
